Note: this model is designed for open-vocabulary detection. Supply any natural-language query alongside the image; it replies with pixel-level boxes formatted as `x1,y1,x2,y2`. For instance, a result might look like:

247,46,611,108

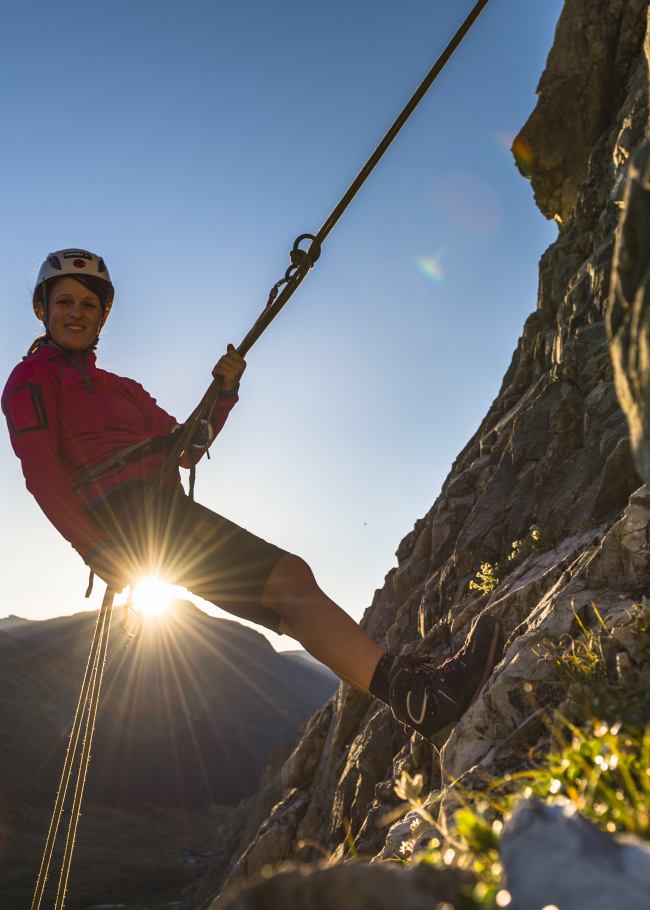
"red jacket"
2,342,238,559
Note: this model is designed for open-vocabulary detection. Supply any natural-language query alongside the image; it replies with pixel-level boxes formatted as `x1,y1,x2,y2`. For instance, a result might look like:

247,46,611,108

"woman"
2,248,502,742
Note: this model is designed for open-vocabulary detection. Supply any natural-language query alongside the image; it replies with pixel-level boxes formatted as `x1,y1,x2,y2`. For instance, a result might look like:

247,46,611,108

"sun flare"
130,576,177,618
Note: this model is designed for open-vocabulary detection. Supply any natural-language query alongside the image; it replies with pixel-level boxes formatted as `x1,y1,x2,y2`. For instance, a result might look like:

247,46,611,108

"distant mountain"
0,601,338,909
282,649,338,681
0,600,337,810
0,613,34,630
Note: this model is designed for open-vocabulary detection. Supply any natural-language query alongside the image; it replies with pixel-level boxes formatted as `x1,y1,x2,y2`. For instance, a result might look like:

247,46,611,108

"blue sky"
0,0,562,650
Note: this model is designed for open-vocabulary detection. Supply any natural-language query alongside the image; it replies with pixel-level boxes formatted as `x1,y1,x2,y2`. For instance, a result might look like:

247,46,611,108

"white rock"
501,798,650,910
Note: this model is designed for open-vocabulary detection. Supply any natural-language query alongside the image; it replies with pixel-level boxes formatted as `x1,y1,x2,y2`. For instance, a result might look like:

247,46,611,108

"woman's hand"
212,344,246,391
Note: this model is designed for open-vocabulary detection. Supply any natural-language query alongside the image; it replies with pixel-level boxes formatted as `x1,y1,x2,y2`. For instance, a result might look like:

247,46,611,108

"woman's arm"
2,362,109,560
127,345,243,466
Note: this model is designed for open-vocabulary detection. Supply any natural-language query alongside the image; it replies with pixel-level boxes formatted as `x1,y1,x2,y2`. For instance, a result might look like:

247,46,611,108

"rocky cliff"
182,2,650,907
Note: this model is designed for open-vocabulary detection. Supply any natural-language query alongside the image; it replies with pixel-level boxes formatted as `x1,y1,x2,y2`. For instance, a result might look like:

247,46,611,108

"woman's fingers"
212,344,246,389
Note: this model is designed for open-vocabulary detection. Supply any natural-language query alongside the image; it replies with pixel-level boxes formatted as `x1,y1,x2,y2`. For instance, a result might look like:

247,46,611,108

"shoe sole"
433,620,504,745
470,617,504,707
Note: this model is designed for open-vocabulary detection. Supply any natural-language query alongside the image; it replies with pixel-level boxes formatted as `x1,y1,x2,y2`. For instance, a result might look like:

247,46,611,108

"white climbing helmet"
33,249,115,320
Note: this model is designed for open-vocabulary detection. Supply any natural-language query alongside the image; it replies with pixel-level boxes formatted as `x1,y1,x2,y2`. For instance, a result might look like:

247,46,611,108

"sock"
368,652,395,705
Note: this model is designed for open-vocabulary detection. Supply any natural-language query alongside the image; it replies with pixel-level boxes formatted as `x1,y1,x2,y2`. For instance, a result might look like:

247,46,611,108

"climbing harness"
32,2,490,906
71,426,183,490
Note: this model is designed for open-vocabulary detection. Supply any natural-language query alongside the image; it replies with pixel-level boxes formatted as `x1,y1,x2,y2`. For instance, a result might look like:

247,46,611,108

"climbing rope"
53,588,114,910
32,3,490,906
155,0,491,487
30,586,115,910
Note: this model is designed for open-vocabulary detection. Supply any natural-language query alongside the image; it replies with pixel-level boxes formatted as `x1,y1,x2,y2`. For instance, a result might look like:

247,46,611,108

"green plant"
507,525,550,567
496,717,650,838
469,525,552,595
393,771,508,908
545,602,650,731
469,563,500,594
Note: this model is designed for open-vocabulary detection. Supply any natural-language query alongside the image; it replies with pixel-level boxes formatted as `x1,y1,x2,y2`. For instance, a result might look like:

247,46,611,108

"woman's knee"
274,553,315,586
263,553,316,602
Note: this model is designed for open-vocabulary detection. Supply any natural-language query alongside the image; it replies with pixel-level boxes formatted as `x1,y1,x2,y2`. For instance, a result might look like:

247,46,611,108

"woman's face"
37,276,104,352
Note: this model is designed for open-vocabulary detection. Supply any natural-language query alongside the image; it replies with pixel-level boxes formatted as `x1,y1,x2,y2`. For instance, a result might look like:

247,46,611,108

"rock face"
181,3,650,908
608,142,650,483
515,0,649,224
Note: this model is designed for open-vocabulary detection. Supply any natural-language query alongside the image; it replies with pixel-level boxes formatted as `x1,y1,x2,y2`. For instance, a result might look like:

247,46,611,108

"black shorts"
88,480,287,633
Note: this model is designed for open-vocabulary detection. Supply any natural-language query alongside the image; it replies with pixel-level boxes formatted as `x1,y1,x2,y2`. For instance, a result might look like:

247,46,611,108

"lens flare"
415,253,445,283
495,130,534,172
131,576,178,618
512,136,534,174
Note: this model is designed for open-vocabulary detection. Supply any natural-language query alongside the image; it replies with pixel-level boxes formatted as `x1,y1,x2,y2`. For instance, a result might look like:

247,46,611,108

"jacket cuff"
219,384,239,399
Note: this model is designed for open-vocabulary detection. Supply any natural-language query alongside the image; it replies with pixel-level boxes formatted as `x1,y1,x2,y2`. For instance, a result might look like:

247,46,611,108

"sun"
130,576,177,618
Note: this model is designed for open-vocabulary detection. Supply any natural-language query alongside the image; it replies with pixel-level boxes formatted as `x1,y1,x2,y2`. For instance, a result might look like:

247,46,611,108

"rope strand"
54,591,114,910
30,587,115,910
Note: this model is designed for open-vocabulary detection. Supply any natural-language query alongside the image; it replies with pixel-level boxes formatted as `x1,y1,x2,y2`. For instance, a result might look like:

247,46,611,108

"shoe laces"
397,652,435,672
397,647,465,682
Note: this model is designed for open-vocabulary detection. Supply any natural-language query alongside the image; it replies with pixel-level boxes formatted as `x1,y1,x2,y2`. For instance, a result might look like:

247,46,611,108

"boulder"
214,861,471,910
502,799,650,910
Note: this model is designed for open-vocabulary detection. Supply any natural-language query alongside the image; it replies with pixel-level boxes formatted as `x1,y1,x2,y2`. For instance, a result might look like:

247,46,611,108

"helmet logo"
73,259,87,268
63,250,92,259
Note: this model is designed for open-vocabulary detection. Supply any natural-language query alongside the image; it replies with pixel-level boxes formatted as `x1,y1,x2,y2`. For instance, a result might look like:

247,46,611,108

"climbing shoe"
388,613,504,741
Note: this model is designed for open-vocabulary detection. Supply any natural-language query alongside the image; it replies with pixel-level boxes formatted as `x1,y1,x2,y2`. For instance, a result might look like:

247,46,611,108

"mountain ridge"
0,598,337,808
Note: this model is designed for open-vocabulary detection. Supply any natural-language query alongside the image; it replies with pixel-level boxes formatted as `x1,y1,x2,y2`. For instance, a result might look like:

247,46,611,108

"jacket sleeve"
2,362,109,559
208,387,239,435
126,380,179,438
127,379,239,467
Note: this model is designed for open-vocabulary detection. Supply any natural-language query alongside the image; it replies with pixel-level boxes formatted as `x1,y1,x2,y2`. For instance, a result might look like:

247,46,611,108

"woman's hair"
25,330,99,357
71,275,111,308
26,332,50,357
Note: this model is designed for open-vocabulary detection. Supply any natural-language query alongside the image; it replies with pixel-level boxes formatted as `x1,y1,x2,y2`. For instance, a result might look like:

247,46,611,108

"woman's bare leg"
261,554,384,692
